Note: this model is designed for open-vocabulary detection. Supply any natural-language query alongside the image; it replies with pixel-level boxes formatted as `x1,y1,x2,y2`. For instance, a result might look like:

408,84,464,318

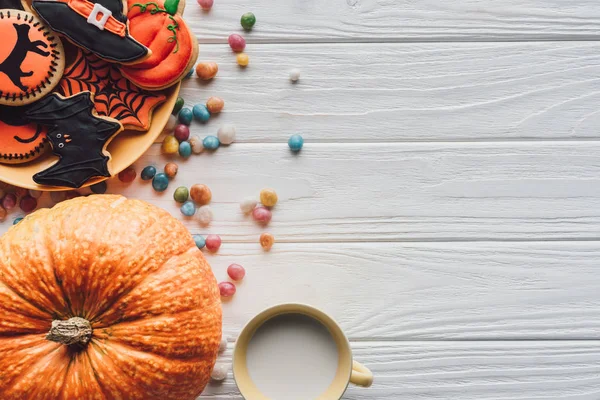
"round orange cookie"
0,108,47,163
0,10,65,105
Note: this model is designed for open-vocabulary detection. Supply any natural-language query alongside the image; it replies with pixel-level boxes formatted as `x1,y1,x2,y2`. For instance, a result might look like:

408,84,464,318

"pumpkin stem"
46,317,92,346
163,0,179,15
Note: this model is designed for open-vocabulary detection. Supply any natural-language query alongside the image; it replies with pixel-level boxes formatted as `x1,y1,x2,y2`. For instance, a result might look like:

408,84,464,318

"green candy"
173,186,189,203
172,97,184,115
240,12,256,31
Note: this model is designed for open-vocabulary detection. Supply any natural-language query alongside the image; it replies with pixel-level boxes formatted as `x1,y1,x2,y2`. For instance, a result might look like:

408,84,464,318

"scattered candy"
65,191,81,200
228,34,246,53
189,135,204,154
28,189,42,199
174,124,190,142
13,217,23,225
219,281,236,297
288,134,304,152
219,336,229,353
227,263,245,281
15,187,27,198
179,141,192,158
164,162,179,179
236,53,249,67
165,114,178,131
19,195,37,213
172,96,184,115
0,188,5,200
152,173,169,192
260,232,275,250
162,135,180,154
240,12,256,30
195,62,219,80
192,104,211,122
50,191,66,203
2,193,16,210
252,206,272,224
203,135,220,150
118,166,137,183
185,68,194,79
0,206,6,222
205,234,222,252
211,363,229,381
190,184,212,205
180,201,196,216
259,188,278,207
141,165,157,180
289,68,301,83
193,234,206,249
178,108,193,126
217,124,236,145
173,186,189,203
197,0,213,11
206,97,224,114
90,181,108,194
240,197,257,214
197,205,213,226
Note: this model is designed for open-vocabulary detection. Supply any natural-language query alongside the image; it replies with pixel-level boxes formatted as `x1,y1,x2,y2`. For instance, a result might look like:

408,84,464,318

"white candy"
289,68,301,82
211,363,229,381
189,135,204,154
197,205,213,226
219,336,229,353
239,197,257,214
165,115,177,132
217,124,236,145
28,189,43,199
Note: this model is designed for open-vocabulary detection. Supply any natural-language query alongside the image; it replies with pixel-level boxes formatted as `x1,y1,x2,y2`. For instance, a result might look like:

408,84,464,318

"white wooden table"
9,1,600,398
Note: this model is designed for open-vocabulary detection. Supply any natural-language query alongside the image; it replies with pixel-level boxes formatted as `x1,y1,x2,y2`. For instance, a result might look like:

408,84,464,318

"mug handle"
349,360,373,387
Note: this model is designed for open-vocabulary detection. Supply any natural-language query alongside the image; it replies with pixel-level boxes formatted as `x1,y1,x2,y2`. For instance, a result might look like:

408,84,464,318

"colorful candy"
13,217,23,225
192,104,211,122
288,134,304,152
259,188,278,207
28,189,43,199
193,234,206,249
217,124,236,145
162,135,179,154
174,124,190,142
190,184,212,205
205,234,222,252
197,205,213,226
189,135,204,154
218,281,236,297
0,206,6,222
15,187,27,198
203,135,220,150
65,191,81,200
118,166,137,183
179,141,192,158
197,0,213,11
240,197,257,214
211,363,229,381
236,53,249,67
289,68,301,83
19,195,37,213
206,97,224,114
141,165,157,180
173,186,189,203
195,62,218,80
252,206,272,224
227,263,246,281
90,181,108,194
178,108,193,125
164,162,179,179
180,201,196,216
228,34,246,52
219,336,229,353
165,114,178,131
172,96,184,115
260,232,275,250
2,193,16,210
152,173,169,192
240,12,256,30
50,191,66,203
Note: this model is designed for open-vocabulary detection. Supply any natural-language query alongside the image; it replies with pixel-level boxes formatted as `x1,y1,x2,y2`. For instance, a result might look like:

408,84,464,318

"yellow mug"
233,303,373,399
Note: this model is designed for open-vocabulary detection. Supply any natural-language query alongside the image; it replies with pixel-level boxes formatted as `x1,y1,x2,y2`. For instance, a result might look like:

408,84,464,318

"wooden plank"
176,42,600,141
185,0,600,42
201,341,600,399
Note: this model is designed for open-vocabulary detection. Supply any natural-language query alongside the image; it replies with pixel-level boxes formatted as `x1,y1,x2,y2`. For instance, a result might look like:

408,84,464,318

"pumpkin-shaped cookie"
0,195,222,399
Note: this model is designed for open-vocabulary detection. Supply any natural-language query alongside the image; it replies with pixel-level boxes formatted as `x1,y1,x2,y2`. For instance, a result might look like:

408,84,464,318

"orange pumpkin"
0,195,222,400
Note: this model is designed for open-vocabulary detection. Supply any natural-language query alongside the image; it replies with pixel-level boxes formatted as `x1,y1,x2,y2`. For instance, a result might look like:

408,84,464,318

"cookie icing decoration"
24,92,123,188
0,105,48,163
32,0,150,64
60,48,166,130
0,10,65,105
120,0,198,90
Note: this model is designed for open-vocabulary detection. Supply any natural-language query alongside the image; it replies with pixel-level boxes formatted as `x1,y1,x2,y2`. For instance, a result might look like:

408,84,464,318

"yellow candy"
260,188,278,207
162,135,179,154
236,53,249,67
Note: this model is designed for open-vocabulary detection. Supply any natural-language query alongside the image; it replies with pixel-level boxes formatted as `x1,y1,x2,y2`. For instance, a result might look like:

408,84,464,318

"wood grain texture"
185,0,600,42
176,42,600,142
202,341,600,399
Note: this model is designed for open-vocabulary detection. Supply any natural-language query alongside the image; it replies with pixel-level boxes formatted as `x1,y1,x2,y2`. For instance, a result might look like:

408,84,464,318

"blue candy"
203,135,220,150
13,217,23,225
288,134,304,152
178,108,193,126
90,181,107,194
193,104,211,122
152,173,169,192
181,201,196,217
179,141,192,158
185,68,194,79
193,234,206,249
141,165,157,180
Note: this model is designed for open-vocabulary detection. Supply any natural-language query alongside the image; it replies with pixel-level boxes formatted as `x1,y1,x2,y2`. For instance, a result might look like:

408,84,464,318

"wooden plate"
0,83,179,191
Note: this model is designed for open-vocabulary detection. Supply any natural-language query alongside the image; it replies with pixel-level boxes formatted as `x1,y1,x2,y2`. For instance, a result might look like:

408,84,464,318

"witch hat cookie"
32,0,149,64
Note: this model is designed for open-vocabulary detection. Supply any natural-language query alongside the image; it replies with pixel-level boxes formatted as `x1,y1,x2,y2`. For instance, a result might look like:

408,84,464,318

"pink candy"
19,195,37,213
197,0,213,10
227,264,246,281
228,34,246,53
2,193,16,210
252,206,272,224
219,281,236,297
205,234,222,252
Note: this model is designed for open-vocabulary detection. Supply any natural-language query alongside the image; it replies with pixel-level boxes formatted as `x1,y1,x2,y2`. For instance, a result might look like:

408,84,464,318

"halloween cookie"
120,0,197,90
0,10,64,105
0,105,48,163
60,48,166,130
24,92,123,188
32,0,149,64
